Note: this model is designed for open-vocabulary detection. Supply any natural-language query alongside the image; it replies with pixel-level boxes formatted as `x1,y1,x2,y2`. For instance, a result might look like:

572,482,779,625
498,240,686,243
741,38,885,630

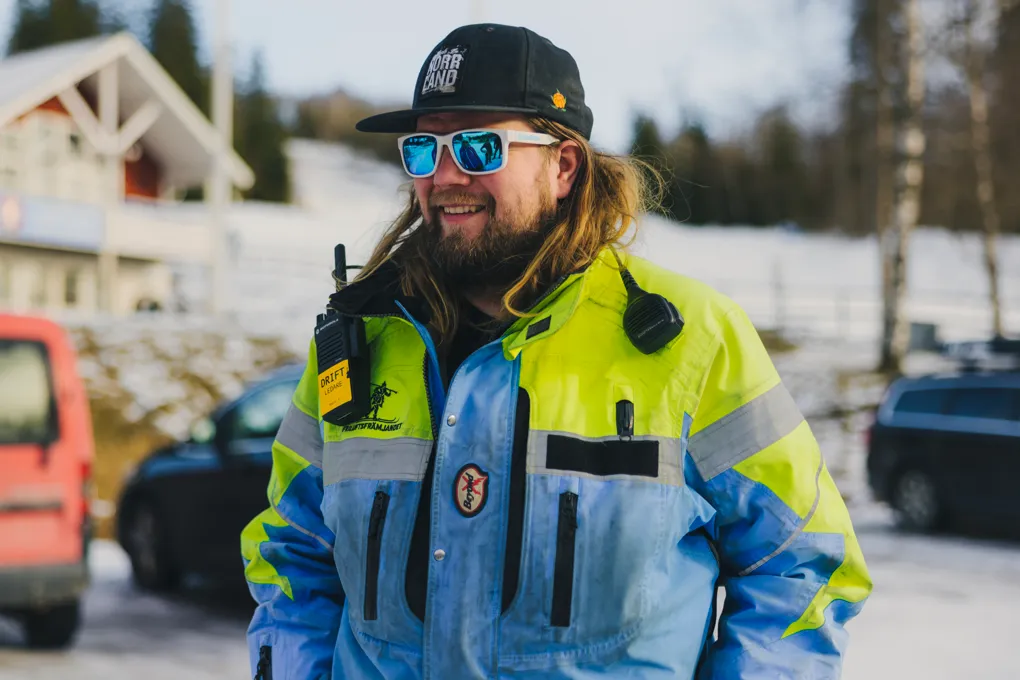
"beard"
423,185,559,291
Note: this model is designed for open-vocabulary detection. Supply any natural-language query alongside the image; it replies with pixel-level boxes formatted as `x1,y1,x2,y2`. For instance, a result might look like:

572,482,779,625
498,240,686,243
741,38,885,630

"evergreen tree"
6,0,48,55
756,107,809,226
629,114,666,160
234,52,291,203
147,0,208,114
628,114,669,215
6,0,106,56
668,122,724,225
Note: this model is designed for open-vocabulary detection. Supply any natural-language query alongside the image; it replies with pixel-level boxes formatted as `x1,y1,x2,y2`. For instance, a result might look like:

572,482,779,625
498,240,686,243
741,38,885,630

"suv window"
228,379,299,441
0,340,56,445
945,388,1019,422
894,388,947,416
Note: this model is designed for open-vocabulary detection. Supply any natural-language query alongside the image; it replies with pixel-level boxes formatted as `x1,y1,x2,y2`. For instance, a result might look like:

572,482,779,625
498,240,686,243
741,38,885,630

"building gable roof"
0,32,254,190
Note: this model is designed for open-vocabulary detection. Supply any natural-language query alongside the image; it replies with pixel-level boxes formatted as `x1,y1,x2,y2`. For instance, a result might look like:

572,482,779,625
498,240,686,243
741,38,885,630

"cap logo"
454,464,489,517
421,46,468,96
552,90,567,110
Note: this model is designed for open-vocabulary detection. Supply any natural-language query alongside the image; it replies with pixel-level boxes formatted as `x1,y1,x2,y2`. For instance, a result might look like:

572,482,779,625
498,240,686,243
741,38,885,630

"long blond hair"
352,117,663,346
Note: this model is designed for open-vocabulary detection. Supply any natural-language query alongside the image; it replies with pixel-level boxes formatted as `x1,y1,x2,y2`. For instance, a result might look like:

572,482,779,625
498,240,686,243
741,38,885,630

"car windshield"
0,340,55,445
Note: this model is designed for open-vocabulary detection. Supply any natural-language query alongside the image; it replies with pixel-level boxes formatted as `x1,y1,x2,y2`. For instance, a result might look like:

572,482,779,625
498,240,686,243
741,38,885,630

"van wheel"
23,601,80,649
126,501,179,592
893,468,943,532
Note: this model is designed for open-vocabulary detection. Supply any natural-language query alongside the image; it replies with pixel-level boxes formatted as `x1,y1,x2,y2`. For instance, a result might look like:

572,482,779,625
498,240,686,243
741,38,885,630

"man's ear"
553,140,583,200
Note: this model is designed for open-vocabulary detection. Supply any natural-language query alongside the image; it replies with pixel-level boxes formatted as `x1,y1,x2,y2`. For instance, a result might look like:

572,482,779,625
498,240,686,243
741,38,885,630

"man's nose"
433,147,471,187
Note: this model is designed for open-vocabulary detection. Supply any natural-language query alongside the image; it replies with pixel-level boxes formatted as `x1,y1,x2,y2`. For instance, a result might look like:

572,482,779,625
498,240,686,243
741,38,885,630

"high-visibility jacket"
241,248,872,679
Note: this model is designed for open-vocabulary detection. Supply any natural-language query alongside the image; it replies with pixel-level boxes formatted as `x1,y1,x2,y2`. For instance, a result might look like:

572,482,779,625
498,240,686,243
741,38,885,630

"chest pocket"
499,352,699,667
320,322,435,648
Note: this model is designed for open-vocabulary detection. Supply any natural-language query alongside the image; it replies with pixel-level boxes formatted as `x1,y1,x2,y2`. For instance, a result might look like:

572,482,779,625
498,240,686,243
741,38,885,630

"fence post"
837,289,850,340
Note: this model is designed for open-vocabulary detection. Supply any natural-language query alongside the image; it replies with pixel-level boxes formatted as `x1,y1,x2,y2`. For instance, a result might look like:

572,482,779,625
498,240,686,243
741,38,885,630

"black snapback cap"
355,24,594,139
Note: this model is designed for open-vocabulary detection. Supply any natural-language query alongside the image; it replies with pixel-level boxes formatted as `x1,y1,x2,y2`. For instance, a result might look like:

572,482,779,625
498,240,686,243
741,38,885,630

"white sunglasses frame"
396,128,559,178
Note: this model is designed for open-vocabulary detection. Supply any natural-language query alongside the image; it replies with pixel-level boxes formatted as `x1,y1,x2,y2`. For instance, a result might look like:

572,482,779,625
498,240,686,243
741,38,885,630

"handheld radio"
315,245,371,426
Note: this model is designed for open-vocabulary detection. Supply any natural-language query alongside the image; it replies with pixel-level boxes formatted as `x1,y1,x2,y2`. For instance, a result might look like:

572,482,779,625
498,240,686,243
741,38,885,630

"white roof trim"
0,33,254,190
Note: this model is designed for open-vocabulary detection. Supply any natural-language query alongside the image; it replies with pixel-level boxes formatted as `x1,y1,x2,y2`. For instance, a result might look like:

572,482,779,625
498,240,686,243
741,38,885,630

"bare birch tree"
875,0,896,358
879,0,926,374
960,0,1006,337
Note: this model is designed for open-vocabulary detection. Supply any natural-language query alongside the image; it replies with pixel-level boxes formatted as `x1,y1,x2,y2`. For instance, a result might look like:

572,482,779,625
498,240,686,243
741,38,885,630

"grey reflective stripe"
270,497,332,552
276,402,324,468
528,430,684,486
737,448,824,577
689,383,804,481
323,437,432,486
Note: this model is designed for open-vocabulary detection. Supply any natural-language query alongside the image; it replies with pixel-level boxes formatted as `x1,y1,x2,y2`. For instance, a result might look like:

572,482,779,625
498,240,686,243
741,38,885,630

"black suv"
116,363,303,591
867,368,1020,533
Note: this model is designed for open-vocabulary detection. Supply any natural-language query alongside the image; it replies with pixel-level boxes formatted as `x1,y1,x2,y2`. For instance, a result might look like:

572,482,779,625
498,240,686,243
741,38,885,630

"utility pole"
209,0,234,317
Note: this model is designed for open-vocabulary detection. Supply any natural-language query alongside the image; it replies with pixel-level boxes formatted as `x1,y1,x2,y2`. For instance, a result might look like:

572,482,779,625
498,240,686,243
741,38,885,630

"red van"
0,313,93,648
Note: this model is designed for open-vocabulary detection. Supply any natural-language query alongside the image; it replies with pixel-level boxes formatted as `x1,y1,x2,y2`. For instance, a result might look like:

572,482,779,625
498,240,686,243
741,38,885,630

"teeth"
443,206,484,215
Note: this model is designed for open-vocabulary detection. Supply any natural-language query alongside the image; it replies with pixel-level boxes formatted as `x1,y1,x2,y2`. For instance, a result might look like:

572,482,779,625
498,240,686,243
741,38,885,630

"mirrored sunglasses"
396,129,559,178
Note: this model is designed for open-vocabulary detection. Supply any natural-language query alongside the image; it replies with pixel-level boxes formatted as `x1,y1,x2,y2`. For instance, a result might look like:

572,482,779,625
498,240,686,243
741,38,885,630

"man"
242,23,872,680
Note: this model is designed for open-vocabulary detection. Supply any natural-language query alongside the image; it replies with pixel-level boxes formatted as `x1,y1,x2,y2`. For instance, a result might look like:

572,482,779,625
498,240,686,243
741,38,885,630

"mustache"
428,191,495,210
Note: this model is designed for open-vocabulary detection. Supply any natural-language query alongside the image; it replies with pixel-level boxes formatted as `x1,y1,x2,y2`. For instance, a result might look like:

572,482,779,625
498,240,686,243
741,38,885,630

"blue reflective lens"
401,135,438,176
452,131,504,173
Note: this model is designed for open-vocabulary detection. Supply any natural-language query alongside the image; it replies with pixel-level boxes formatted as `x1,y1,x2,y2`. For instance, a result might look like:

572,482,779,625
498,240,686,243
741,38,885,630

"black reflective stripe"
529,431,683,486
526,316,552,339
364,490,389,621
551,491,578,627
276,403,323,468
688,382,805,481
546,434,658,478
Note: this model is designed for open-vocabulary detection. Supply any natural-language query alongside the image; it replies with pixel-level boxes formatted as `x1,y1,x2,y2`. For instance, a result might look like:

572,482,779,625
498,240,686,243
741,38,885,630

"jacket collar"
501,249,625,358
327,249,626,352
326,260,430,323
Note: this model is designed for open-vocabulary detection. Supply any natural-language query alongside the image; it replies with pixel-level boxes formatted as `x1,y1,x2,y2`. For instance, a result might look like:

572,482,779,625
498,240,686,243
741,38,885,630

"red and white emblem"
454,464,489,517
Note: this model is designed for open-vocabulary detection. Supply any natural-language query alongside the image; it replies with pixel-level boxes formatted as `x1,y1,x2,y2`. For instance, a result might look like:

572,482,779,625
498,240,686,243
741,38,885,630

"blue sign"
0,191,104,252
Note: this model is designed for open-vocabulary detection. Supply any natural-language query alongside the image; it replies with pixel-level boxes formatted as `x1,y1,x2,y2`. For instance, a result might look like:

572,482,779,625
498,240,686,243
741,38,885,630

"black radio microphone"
613,252,685,354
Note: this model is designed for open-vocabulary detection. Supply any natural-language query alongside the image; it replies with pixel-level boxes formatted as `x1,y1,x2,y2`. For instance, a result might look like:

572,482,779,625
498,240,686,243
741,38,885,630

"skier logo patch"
454,464,489,517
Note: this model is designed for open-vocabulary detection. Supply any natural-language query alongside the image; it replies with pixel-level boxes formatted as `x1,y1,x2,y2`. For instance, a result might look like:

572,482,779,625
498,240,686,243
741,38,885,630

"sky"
0,0,854,154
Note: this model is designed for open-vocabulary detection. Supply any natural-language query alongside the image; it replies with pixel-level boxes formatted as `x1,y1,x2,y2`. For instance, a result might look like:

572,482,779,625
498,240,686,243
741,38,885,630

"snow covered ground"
4,516,1020,679
0,541,251,679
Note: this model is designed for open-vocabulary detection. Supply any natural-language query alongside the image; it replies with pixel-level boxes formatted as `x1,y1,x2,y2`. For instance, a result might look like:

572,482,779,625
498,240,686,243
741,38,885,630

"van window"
0,340,56,444
894,388,947,416
945,388,1019,422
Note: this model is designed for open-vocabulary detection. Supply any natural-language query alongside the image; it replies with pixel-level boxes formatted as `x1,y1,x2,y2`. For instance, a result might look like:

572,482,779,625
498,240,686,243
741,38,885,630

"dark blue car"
116,363,303,591
866,369,1020,534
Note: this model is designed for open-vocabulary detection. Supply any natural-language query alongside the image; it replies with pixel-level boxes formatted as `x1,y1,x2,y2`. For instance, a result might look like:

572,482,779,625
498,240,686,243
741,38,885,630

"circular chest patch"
454,464,489,517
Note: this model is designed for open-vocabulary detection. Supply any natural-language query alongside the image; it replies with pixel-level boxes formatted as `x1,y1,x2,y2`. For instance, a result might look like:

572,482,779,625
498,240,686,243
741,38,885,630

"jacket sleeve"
241,340,345,680
685,305,872,679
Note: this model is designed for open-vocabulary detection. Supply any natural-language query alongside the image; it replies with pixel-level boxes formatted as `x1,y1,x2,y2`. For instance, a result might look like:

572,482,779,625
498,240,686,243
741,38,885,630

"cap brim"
355,105,542,133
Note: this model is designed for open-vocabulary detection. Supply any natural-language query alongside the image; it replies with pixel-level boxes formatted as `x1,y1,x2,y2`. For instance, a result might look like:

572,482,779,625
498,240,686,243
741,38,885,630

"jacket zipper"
254,646,272,680
551,491,579,627
364,490,390,621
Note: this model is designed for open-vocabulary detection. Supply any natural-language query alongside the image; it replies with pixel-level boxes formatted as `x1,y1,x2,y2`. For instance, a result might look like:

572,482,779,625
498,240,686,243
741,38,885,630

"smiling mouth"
442,205,486,215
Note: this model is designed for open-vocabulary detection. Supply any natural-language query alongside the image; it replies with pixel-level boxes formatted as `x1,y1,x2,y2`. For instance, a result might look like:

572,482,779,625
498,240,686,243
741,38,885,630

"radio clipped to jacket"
315,244,371,426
